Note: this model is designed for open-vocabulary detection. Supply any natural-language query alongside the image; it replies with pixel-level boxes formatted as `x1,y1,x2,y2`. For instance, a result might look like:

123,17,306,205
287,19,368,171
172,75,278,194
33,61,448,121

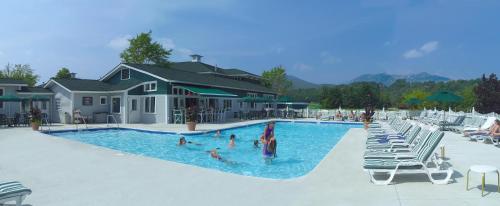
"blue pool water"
49,122,361,179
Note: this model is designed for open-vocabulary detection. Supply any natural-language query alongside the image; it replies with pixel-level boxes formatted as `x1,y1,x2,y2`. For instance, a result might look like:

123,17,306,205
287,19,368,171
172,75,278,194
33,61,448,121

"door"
128,97,140,123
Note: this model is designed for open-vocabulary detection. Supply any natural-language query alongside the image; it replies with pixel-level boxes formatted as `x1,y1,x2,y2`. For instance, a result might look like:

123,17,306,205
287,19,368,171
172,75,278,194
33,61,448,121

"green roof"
17,87,53,94
179,85,237,97
50,78,143,92
0,78,28,85
124,63,274,94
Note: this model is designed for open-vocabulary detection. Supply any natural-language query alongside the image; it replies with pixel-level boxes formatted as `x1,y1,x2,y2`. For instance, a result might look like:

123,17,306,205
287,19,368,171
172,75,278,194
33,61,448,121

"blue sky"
0,0,498,84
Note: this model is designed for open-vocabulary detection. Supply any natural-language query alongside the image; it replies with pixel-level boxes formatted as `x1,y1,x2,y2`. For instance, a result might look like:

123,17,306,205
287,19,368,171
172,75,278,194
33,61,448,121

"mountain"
350,72,450,86
286,75,320,89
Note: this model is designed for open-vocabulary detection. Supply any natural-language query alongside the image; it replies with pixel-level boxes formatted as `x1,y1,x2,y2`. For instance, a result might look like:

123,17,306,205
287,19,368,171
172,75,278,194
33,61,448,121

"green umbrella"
0,95,22,101
405,97,422,106
276,96,293,102
426,91,463,104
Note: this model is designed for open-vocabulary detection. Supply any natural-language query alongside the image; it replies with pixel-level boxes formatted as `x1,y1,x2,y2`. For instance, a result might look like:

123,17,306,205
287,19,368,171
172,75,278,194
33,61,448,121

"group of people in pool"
177,121,278,163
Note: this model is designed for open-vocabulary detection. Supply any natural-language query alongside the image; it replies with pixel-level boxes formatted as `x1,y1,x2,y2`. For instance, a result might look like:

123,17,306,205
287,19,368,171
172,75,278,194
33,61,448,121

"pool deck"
1,120,499,206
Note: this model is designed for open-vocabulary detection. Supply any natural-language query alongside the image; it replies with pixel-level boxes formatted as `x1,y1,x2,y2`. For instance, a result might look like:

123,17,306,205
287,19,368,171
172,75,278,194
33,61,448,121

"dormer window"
121,68,130,80
144,82,157,92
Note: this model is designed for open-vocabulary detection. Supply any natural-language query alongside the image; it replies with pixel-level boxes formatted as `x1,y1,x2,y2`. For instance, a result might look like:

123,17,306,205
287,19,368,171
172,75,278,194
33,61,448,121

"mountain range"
287,72,451,89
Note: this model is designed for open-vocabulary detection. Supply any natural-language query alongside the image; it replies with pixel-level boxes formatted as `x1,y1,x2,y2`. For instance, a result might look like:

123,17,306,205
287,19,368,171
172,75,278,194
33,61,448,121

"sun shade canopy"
179,85,238,97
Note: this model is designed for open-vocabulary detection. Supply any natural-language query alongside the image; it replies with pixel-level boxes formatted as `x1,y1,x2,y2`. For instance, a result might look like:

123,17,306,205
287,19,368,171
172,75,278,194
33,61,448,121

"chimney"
190,54,203,62
70,73,76,79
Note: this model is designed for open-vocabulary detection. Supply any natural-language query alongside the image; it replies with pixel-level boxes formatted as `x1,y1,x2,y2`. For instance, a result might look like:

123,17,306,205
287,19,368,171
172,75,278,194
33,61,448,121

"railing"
40,118,51,133
74,116,88,131
107,115,119,128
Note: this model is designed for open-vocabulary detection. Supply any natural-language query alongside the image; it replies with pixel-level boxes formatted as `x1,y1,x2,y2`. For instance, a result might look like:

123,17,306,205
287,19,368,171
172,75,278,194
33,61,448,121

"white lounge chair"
0,181,31,206
463,117,496,133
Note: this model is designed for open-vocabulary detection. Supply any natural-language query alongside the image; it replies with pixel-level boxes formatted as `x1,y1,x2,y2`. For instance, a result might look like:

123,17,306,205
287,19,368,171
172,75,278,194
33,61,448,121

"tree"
261,65,292,95
55,67,72,79
474,73,500,113
120,31,172,65
0,63,39,86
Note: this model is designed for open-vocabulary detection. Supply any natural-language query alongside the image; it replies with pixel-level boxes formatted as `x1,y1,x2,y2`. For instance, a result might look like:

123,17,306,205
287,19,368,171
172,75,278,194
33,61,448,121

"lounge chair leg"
368,170,396,185
482,173,485,197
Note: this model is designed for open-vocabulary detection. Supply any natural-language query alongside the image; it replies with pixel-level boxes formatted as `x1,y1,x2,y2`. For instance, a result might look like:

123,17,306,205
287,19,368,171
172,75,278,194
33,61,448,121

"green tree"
474,73,500,113
0,63,39,86
401,89,431,109
55,67,72,79
120,31,172,65
261,66,292,95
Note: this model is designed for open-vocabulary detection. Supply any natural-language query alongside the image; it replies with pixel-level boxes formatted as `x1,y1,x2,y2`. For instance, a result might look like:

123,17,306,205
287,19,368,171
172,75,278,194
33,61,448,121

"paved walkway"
0,121,499,206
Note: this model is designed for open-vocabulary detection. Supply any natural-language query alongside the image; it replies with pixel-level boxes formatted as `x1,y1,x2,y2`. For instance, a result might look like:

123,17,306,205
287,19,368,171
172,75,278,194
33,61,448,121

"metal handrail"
40,118,51,133
106,115,119,128
74,115,88,131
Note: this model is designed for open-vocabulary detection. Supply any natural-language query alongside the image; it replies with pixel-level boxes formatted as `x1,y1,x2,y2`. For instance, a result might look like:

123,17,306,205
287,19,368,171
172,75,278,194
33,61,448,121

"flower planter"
187,122,196,131
31,122,40,131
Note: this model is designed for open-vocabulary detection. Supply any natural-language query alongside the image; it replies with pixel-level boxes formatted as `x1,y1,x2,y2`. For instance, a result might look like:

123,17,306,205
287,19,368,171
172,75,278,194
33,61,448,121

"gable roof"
123,63,274,93
0,78,28,85
17,87,53,94
46,78,144,92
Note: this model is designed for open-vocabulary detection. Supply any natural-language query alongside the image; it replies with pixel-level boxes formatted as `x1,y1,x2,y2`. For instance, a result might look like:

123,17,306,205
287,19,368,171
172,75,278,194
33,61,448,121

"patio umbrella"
426,91,463,104
426,91,463,122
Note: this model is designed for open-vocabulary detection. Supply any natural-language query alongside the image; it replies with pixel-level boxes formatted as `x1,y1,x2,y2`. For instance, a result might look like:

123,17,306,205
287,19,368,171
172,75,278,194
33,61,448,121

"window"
173,88,178,95
100,96,107,105
247,93,257,97
144,82,157,92
112,97,121,113
250,102,256,109
82,97,93,106
121,68,130,80
0,88,3,109
55,98,61,111
42,101,47,110
144,97,156,113
131,99,137,111
173,97,178,109
223,99,232,109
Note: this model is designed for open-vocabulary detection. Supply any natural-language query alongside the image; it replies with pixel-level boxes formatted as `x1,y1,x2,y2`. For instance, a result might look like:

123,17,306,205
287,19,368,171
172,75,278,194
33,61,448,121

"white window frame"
82,96,93,106
55,98,62,111
144,96,156,114
247,92,257,98
121,68,130,80
111,96,121,114
99,96,107,105
144,82,157,92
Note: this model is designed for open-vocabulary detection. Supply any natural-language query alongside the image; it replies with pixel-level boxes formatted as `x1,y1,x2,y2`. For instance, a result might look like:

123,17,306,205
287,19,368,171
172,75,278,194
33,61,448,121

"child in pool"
229,134,236,147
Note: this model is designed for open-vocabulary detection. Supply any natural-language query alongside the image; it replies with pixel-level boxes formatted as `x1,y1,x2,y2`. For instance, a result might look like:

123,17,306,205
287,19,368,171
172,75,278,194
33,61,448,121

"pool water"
49,122,360,179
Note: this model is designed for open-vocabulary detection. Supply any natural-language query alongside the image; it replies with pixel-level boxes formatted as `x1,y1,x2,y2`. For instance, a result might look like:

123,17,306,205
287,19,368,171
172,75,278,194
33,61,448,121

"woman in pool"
260,122,277,158
229,134,236,147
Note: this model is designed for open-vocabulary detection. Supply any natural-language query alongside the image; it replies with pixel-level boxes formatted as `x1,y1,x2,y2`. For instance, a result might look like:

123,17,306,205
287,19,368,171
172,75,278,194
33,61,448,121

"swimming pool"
48,121,361,179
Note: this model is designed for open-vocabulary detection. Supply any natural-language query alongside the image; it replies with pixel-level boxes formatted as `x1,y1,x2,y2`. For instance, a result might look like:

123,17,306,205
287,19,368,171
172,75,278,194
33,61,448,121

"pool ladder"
40,118,51,133
106,115,119,128
74,117,88,131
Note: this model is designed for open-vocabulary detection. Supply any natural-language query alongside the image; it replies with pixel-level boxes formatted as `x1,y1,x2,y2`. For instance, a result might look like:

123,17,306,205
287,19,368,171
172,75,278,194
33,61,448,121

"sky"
0,0,499,84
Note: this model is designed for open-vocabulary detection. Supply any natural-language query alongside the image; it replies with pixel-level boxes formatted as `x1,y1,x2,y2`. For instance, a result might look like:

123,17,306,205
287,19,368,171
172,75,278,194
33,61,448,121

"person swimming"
253,140,260,148
260,121,277,158
214,130,221,138
229,134,236,147
178,136,202,146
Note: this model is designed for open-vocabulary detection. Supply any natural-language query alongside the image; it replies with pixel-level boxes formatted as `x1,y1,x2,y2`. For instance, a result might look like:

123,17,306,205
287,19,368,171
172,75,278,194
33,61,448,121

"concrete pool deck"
1,121,499,206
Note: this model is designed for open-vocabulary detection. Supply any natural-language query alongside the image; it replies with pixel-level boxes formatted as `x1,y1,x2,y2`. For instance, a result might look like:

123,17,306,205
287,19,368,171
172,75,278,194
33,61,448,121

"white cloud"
158,38,176,50
403,41,439,59
420,41,439,53
320,52,342,64
293,63,313,72
107,35,132,50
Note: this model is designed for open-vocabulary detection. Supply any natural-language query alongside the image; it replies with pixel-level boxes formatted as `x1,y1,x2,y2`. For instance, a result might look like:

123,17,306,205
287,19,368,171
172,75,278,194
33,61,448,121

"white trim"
99,96,107,105
0,83,28,87
111,96,121,114
123,93,128,123
144,96,157,114
164,95,169,124
44,79,73,93
17,92,54,95
143,81,158,92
